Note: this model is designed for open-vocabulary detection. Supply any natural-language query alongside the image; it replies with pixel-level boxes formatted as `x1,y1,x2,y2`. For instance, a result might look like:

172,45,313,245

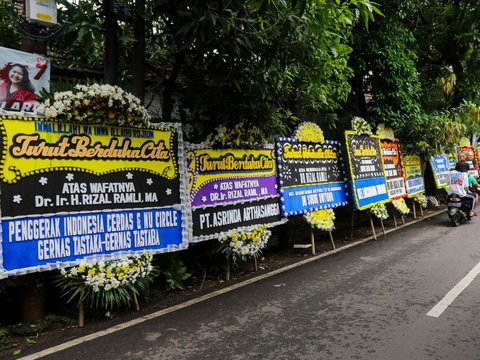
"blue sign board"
430,154,450,189
276,138,348,216
345,131,389,210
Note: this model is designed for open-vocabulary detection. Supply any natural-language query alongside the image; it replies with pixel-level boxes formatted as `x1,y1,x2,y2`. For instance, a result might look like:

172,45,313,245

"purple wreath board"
186,146,285,241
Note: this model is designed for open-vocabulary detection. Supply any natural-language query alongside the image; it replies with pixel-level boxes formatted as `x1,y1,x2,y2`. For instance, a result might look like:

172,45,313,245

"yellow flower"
78,265,86,274
295,122,325,143
87,268,96,276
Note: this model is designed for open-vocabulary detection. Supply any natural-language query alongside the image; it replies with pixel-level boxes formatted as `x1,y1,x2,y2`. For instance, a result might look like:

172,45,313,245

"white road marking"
427,261,480,318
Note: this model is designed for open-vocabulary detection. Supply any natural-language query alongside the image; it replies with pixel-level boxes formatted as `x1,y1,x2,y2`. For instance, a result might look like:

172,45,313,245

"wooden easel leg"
329,231,336,250
133,292,140,311
393,210,398,228
310,229,316,255
380,219,386,236
253,258,258,272
413,202,417,218
226,256,231,281
79,298,85,328
401,215,405,224
350,210,355,241
369,213,377,240
419,204,424,216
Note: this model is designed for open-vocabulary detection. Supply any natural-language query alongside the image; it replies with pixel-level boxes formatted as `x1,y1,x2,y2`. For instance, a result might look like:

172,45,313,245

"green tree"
346,0,480,155
0,1,20,48
143,0,380,141
1,0,379,142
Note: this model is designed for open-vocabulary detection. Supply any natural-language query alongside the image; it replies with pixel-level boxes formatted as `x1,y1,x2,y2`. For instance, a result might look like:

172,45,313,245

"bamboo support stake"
412,201,417,218
419,204,424,216
392,210,398,228
328,231,336,250
369,213,377,240
401,215,405,224
350,210,355,241
310,229,316,255
253,258,258,272
133,293,140,311
225,256,231,281
79,297,85,328
380,218,386,236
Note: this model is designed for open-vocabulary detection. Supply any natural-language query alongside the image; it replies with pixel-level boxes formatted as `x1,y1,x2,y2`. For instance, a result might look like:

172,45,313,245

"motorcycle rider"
448,161,476,217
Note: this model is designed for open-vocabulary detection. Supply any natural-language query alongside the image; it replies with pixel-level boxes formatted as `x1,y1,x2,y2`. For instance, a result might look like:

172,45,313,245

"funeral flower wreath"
209,122,268,148
413,193,428,208
352,116,373,135
370,202,389,220
303,209,335,231
293,122,336,231
56,253,158,311
294,121,325,143
38,84,150,127
392,198,410,215
218,224,272,265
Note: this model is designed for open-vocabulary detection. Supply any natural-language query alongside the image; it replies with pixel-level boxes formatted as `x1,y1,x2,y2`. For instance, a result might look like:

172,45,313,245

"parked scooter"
447,193,471,226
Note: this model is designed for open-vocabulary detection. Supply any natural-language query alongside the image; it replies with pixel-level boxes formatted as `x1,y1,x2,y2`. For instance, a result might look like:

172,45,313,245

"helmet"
455,161,470,172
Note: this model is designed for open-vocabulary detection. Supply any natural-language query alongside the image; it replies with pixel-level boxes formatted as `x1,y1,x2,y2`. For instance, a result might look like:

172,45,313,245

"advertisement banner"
275,138,348,216
0,47,50,116
345,131,389,210
403,154,425,197
186,146,283,241
0,116,190,278
430,154,450,189
457,146,479,177
380,139,407,199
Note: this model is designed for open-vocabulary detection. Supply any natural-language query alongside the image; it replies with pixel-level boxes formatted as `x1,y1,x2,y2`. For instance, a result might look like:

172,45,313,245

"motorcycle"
447,193,471,226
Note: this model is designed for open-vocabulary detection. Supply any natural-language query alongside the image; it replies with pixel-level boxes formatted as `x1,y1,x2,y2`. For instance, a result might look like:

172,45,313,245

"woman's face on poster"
9,65,24,85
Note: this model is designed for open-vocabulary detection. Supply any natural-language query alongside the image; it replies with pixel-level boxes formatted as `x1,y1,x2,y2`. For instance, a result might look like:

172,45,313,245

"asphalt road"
22,212,480,360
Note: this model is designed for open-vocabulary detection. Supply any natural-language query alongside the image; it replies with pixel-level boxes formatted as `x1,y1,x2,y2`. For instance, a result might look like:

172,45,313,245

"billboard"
403,154,425,197
345,131,389,210
457,146,479,177
0,116,190,278
380,139,407,199
430,154,450,189
186,146,284,241
0,47,50,116
275,138,348,216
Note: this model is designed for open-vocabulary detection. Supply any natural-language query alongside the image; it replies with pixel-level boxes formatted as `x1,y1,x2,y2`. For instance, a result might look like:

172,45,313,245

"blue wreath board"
429,154,450,189
344,132,389,210
275,137,348,217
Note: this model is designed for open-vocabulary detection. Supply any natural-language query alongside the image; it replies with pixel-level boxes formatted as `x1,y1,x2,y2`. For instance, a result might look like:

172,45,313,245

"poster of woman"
0,46,50,116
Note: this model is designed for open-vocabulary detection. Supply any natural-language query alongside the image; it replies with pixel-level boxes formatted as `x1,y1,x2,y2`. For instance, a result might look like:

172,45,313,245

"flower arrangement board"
402,154,425,197
344,131,389,210
457,146,479,177
186,146,284,241
0,46,50,116
0,116,190,278
380,139,407,200
429,154,450,189
447,153,457,170
275,138,348,216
